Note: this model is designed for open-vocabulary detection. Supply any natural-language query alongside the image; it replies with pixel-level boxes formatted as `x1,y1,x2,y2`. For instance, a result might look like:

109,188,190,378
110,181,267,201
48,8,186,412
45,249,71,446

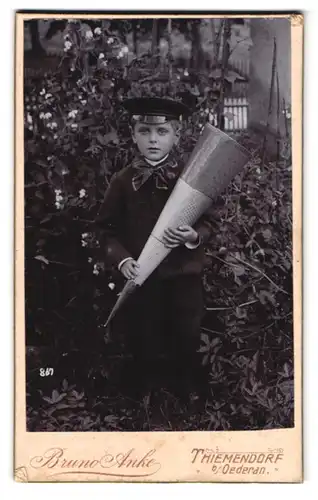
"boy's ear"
173,129,180,146
129,125,137,143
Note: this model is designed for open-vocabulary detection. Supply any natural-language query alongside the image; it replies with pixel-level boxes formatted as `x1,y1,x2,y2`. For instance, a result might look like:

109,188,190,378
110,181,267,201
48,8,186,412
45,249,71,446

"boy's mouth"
148,147,160,151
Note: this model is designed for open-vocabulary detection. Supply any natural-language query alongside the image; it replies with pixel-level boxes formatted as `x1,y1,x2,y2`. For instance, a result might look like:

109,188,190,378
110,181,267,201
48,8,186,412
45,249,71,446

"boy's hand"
120,259,140,280
163,225,199,248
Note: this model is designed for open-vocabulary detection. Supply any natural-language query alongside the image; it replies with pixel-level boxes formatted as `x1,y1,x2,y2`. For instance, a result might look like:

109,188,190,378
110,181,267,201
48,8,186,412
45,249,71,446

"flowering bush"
25,20,293,431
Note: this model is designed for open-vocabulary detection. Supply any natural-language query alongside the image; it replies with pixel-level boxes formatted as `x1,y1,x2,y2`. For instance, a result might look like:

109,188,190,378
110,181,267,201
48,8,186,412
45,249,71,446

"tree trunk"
132,24,138,57
190,21,203,71
214,19,223,66
167,19,172,79
151,19,159,55
210,18,222,67
29,20,44,54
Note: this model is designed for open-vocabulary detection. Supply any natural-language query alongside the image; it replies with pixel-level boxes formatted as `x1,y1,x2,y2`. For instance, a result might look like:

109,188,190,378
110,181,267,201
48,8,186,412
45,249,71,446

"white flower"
121,46,129,54
93,268,99,275
55,201,62,209
53,134,58,139
39,88,46,95
47,156,52,161
82,232,88,238
71,123,78,129
26,113,33,124
51,122,58,129
94,27,102,35
28,125,33,131
55,189,62,195
85,30,93,40
39,112,45,119
44,112,52,119
80,99,87,105
108,282,115,290
56,195,63,202
98,53,105,59
256,167,261,174
26,105,30,110
41,135,45,140
68,110,78,119
286,112,291,119
45,93,52,99
117,51,124,59
61,168,68,175
184,69,189,76
107,37,114,44
64,40,72,51
81,240,88,247
79,189,86,198
88,257,92,263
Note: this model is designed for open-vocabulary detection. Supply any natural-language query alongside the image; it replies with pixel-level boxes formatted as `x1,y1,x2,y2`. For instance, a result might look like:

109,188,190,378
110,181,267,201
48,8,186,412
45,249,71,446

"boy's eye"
137,127,150,134
157,128,169,135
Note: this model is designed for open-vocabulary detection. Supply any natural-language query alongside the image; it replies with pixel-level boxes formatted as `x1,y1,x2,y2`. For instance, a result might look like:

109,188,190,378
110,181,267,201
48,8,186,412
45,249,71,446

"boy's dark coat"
95,153,215,278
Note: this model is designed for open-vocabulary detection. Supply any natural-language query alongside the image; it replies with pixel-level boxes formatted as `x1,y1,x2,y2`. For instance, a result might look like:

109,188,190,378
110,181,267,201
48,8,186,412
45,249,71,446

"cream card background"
14,12,303,483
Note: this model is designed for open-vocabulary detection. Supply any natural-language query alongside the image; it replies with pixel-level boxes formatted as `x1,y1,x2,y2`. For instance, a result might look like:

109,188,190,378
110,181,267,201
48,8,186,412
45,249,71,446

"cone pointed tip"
104,279,139,327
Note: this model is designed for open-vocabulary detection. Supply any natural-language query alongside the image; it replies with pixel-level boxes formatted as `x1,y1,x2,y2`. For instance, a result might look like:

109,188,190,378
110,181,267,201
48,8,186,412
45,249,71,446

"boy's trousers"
114,274,205,393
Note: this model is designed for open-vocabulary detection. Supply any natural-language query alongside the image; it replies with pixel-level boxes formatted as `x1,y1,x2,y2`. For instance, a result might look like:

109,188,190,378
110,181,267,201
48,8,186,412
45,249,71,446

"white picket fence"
209,97,249,131
224,97,249,131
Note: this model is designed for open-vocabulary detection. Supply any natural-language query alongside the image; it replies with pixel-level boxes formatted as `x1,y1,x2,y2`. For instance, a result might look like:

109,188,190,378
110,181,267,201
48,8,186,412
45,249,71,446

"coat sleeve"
94,173,132,269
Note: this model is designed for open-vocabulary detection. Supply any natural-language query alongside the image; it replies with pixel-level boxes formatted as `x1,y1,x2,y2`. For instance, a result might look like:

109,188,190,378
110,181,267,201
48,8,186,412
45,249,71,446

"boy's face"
132,120,179,162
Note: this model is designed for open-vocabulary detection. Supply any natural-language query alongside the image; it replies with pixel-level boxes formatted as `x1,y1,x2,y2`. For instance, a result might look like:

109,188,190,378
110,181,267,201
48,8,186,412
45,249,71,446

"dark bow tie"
131,154,180,191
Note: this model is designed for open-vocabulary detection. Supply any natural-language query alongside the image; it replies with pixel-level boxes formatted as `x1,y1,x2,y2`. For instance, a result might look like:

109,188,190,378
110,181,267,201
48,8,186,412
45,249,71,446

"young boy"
95,97,213,402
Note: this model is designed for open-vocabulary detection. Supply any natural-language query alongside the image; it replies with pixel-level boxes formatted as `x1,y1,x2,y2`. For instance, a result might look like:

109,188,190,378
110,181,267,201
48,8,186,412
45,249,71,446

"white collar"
144,154,169,167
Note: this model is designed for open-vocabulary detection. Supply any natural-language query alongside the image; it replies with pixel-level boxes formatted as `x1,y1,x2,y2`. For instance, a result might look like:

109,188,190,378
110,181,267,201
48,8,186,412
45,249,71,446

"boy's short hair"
130,116,182,134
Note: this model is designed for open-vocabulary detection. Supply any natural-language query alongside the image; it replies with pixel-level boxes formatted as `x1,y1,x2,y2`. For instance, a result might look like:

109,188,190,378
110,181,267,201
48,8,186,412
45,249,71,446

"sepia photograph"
22,14,295,438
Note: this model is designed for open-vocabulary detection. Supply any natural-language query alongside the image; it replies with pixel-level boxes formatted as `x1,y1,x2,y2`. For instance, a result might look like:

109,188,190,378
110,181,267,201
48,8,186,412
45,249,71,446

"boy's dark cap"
122,97,191,124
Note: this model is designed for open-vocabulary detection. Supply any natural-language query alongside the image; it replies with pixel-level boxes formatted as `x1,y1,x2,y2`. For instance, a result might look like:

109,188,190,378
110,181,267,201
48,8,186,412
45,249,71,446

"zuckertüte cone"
105,123,251,327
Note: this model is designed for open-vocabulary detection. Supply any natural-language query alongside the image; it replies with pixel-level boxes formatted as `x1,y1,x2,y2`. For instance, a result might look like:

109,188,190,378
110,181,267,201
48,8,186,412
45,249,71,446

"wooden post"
276,68,281,165
217,19,231,130
261,38,277,166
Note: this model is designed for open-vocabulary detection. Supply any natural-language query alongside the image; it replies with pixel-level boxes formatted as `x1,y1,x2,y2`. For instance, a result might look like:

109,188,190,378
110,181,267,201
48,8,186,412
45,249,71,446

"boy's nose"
149,131,158,143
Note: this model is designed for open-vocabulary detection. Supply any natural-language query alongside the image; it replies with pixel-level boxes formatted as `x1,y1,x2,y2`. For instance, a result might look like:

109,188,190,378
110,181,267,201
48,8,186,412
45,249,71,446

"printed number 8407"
39,368,54,377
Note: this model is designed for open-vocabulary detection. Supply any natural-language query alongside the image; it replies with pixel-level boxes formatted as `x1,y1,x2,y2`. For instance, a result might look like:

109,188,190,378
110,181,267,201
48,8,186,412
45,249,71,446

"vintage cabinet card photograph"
15,12,303,483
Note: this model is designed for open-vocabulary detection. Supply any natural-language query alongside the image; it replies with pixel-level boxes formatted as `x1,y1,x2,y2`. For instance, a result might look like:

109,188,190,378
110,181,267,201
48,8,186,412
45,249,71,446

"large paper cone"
105,123,251,326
